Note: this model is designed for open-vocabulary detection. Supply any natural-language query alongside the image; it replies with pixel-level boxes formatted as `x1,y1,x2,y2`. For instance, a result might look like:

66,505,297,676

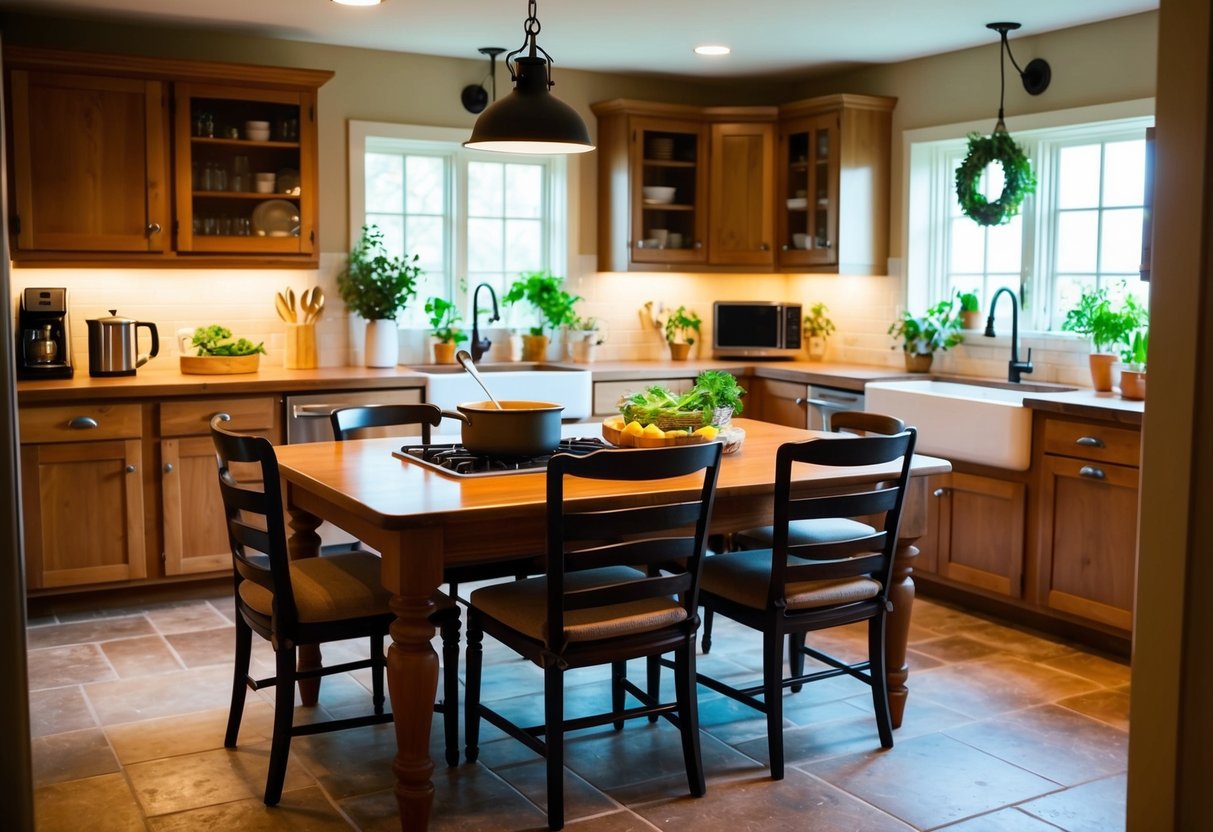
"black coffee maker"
17,287,73,379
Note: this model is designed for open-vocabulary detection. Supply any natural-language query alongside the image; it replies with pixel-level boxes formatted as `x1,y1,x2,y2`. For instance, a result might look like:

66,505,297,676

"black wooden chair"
464,442,724,830
211,414,460,804
695,425,916,779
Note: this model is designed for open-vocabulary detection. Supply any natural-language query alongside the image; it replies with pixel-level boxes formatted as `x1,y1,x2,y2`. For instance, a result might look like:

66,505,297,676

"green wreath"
955,130,1036,226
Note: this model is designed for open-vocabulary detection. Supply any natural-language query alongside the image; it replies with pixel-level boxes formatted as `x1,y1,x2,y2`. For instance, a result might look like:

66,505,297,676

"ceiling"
0,0,1158,80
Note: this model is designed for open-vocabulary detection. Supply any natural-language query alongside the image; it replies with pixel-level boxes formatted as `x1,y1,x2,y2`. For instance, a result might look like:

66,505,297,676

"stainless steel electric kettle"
86,310,159,377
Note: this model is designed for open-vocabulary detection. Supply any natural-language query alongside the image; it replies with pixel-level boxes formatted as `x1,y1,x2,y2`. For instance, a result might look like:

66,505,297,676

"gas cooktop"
393,437,610,478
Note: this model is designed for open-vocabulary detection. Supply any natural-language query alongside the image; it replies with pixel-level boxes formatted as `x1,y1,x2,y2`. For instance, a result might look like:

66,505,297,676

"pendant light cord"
504,0,556,88
996,30,1008,132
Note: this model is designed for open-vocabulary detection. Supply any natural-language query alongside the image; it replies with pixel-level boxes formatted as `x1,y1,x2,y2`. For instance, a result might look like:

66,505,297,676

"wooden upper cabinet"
3,46,331,268
9,69,170,253
709,121,775,267
628,116,709,269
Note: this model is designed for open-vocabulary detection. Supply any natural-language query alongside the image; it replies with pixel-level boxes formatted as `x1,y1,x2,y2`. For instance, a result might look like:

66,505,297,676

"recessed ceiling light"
694,45,731,56
331,0,384,6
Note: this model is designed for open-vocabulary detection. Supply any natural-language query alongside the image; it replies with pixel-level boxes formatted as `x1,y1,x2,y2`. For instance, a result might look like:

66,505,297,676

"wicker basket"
628,406,733,431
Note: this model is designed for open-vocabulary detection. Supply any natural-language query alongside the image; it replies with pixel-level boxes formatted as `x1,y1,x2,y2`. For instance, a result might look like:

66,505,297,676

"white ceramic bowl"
245,120,271,141
642,186,676,204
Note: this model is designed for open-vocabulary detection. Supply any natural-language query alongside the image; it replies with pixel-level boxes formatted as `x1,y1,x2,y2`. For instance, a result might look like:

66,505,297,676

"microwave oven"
712,301,802,359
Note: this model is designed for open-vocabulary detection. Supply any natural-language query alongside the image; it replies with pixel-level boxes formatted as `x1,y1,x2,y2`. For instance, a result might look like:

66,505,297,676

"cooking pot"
442,400,565,457
86,310,159,377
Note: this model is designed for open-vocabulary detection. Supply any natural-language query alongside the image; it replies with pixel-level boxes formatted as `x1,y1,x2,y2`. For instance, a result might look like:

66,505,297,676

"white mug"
176,327,196,355
668,232,683,249
650,228,669,247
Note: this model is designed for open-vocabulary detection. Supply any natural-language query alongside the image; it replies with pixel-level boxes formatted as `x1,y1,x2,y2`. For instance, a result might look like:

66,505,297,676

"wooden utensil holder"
285,323,316,369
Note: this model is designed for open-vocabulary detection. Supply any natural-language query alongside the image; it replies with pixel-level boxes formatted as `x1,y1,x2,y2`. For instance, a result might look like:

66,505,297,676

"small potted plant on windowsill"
803,301,836,361
337,224,421,368
664,306,701,361
887,298,964,372
958,290,982,330
503,270,581,362
424,296,466,364
1119,328,1148,400
1061,284,1146,392
568,315,605,363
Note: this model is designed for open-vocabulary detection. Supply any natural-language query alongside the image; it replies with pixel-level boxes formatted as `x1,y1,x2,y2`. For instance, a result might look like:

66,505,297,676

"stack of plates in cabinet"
649,137,674,160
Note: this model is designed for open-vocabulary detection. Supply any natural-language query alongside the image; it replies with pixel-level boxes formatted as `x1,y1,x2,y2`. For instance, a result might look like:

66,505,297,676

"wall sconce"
461,47,506,115
464,0,594,155
988,22,1051,110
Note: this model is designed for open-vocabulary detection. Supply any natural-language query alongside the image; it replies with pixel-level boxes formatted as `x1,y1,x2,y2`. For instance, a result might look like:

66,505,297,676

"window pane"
949,218,984,272
504,218,542,271
505,164,543,218
406,156,445,214
987,216,1022,273
367,214,404,254
406,216,444,272
1102,140,1145,207
1100,207,1145,273
1056,210,1099,272
1057,144,1101,209
468,162,504,217
1054,275,1096,327
366,153,402,213
467,218,503,272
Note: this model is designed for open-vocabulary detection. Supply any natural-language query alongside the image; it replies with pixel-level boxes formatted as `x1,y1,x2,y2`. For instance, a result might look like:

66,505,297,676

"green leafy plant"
1061,284,1147,353
1122,329,1148,371
664,306,702,345
570,315,605,346
424,297,467,345
337,225,422,320
188,325,266,356
955,129,1036,226
958,291,980,313
803,301,836,339
503,271,581,336
620,371,745,426
888,299,964,355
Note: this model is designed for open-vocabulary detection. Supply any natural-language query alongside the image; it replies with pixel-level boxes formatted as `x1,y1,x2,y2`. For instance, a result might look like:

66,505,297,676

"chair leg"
869,615,894,748
788,631,806,693
701,605,715,653
225,613,253,748
265,645,297,806
674,638,706,797
371,633,386,715
440,613,461,767
544,663,565,831
763,627,785,780
646,654,661,723
611,660,626,730
464,619,483,764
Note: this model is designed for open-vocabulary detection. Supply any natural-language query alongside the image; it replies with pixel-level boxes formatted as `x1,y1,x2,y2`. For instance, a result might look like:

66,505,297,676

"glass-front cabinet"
628,117,708,268
779,113,839,268
174,83,317,257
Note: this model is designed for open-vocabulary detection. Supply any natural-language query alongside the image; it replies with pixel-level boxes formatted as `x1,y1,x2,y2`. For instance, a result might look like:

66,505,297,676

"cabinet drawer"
160,396,277,437
1043,419,1141,467
19,403,142,443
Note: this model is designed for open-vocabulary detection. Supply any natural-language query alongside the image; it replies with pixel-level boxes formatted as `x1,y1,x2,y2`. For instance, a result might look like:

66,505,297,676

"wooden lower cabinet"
747,377,809,428
926,471,1025,597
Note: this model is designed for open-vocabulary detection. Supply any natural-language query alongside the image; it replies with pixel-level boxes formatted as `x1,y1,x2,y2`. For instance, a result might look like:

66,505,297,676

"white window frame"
347,120,570,329
903,99,1154,334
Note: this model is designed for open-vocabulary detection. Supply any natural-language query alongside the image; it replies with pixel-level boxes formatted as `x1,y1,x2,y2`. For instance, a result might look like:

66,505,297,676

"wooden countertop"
1022,389,1144,426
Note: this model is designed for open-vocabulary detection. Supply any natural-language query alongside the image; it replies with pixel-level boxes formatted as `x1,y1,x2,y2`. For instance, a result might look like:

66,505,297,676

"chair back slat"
830,411,905,436
330,403,444,443
210,415,301,633
765,428,916,609
544,443,722,651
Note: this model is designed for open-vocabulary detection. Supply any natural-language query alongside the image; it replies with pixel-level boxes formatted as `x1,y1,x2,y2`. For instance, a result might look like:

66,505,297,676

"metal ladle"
456,349,503,409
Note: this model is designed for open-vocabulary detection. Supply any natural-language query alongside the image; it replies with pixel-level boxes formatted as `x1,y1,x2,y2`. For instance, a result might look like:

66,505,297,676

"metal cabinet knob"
125,465,137,474
1079,465,1106,480
163,463,174,474
933,488,948,497
759,243,770,252
147,222,162,235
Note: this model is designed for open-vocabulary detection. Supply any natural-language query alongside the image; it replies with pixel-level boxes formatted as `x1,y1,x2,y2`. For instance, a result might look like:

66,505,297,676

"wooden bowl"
180,354,260,375
602,417,709,448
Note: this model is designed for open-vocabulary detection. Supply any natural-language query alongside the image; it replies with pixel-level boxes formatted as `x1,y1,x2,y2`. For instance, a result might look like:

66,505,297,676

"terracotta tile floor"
26,590,1129,831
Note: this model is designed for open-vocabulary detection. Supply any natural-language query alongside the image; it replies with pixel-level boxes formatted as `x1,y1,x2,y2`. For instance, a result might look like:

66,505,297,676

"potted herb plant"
337,224,422,368
664,305,701,361
1119,328,1148,400
958,290,983,330
1061,284,1146,391
424,296,466,364
803,301,836,361
887,298,964,372
503,270,581,361
568,315,605,363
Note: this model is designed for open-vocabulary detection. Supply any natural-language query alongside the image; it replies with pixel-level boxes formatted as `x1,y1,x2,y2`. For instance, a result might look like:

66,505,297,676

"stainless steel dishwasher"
805,384,865,431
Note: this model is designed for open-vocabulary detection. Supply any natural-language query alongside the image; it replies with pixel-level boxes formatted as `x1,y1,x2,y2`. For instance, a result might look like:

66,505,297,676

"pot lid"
89,309,134,324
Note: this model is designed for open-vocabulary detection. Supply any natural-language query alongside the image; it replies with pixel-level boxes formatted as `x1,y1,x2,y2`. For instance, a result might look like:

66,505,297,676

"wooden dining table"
272,418,950,831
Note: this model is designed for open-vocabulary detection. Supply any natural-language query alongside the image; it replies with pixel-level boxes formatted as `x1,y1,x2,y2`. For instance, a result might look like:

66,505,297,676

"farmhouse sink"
865,379,1074,471
407,362,592,420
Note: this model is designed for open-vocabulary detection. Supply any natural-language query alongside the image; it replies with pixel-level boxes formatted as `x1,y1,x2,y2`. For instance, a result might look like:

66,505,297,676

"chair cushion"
732,518,876,550
470,565,687,644
239,552,454,624
701,549,880,611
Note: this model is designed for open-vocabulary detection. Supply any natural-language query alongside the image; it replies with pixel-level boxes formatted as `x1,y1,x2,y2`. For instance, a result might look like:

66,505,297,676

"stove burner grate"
394,437,610,477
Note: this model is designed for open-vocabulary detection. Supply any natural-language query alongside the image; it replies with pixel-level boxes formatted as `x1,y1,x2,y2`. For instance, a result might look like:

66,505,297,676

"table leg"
886,476,927,729
287,506,323,706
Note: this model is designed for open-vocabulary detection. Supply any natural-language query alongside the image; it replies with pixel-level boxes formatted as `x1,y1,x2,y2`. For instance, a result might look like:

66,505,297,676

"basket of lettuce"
603,370,746,451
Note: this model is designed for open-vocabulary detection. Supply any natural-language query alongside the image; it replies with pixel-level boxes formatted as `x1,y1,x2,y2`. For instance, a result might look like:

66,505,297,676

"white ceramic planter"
364,318,399,368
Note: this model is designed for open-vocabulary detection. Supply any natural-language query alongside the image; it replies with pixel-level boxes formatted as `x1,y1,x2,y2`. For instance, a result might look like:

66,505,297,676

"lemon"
665,429,687,437
604,416,625,430
642,423,666,438
622,420,645,437
692,425,719,439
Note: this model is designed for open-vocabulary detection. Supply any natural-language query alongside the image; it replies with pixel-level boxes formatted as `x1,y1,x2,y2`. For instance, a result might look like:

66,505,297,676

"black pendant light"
464,0,594,155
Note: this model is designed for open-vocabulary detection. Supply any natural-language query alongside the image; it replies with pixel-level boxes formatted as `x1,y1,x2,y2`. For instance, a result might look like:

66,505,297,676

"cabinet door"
933,472,1026,597
709,121,775,266
748,377,808,428
629,118,708,267
21,439,147,589
777,112,839,268
1038,455,1138,630
10,70,169,253
174,82,317,257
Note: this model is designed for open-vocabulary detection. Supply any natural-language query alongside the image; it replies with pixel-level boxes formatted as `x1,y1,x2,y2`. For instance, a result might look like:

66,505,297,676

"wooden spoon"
275,291,295,323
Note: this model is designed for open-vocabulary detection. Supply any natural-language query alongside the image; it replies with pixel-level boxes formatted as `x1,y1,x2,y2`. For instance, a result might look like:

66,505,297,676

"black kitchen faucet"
470,282,500,363
984,287,1034,384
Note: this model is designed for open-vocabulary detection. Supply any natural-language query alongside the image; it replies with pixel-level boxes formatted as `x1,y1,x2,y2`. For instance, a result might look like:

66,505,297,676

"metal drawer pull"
163,463,174,474
125,465,137,474
1079,465,1106,480
67,416,99,430
933,488,948,497
794,397,807,406
1076,436,1105,448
